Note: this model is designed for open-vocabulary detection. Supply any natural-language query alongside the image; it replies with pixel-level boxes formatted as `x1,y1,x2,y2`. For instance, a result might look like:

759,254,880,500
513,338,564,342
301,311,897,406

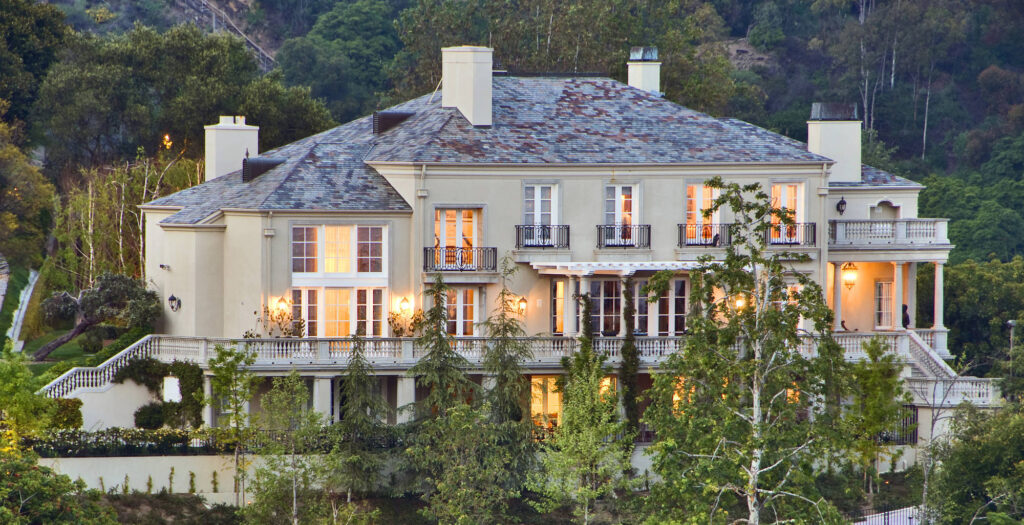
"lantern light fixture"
517,297,528,315
400,297,411,314
836,196,847,215
168,294,181,312
841,262,858,290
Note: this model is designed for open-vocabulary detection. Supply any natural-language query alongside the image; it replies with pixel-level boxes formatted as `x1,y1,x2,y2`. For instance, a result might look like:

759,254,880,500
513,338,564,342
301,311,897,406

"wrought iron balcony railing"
765,223,816,246
677,223,731,247
423,247,498,271
596,224,651,248
515,224,570,249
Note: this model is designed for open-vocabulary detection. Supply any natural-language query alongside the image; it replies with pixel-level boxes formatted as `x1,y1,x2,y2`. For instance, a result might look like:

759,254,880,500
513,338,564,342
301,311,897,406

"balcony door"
523,185,557,246
604,185,636,246
685,185,719,245
770,183,802,244
434,208,479,269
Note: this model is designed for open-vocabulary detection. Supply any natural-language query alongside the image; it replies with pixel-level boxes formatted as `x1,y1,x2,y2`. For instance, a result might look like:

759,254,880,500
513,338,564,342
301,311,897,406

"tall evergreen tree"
407,273,475,418
620,277,641,433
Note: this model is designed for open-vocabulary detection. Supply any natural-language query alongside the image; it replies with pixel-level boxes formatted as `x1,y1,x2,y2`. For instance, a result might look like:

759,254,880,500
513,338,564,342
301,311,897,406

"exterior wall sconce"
518,297,528,315
168,294,181,312
400,297,411,314
275,296,290,314
836,197,847,215
841,262,858,290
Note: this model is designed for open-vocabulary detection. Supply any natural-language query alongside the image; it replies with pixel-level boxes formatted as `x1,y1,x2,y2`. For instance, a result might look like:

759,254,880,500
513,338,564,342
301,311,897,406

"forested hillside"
2,0,1023,372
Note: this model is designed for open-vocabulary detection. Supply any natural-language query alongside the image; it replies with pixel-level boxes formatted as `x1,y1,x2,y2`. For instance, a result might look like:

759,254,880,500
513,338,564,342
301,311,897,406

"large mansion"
43,47,997,466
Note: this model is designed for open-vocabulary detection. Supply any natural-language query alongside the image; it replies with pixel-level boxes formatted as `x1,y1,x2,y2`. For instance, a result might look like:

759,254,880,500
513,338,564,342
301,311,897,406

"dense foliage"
0,447,116,524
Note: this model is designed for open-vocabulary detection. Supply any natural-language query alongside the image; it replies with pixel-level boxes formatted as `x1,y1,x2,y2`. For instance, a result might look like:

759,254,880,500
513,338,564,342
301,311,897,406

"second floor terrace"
829,218,950,248
42,330,997,407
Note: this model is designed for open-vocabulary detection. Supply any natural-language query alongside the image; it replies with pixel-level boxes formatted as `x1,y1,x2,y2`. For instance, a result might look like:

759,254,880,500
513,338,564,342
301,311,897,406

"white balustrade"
829,219,949,247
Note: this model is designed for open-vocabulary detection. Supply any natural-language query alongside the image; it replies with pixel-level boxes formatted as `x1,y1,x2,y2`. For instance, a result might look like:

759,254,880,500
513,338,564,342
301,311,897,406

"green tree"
481,256,536,492
407,402,519,524
620,277,641,434
276,0,400,122
0,344,56,443
0,447,116,524
36,273,160,360
0,113,55,267
244,370,329,525
0,0,68,134
324,332,389,509
847,337,913,494
407,274,475,418
643,178,846,524
34,24,333,181
529,323,633,525
202,343,257,506
930,403,1024,523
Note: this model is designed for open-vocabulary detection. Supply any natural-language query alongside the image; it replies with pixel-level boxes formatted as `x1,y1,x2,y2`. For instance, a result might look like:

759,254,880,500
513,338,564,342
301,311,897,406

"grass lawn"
24,330,92,376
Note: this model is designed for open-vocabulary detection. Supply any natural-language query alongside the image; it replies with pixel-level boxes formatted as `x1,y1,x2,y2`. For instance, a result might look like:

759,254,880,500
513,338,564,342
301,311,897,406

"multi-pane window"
356,288,384,336
291,288,318,336
324,226,351,273
875,281,893,328
292,227,318,272
604,185,634,225
770,183,802,243
524,185,555,225
589,280,621,336
323,288,351,337
551,280,565,335
531,375,562,429
685,185,718,244
291,225,386,274
446,288,476,336
357,227,383,273
658,280,687,336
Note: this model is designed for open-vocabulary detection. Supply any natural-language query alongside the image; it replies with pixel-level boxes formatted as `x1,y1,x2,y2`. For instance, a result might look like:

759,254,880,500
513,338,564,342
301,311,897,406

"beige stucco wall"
77,380,157,430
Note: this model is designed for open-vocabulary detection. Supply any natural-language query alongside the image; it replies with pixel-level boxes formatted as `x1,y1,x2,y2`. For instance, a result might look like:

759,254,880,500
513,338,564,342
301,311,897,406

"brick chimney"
441,46,493,127
204,116,259,181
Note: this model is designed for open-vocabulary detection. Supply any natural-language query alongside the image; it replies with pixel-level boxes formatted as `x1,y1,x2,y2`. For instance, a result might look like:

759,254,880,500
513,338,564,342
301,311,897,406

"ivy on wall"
113,357,204,429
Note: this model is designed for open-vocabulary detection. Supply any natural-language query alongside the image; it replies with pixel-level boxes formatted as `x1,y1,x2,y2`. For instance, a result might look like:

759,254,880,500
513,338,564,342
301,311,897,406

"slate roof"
147,76,902,224
828,165,923,189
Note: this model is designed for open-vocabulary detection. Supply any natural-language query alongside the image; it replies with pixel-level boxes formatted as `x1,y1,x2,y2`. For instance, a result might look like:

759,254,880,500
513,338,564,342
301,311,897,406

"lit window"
292,227,317,272
446,288,475,336
323,288,351,337
324,226,351,273
551,281,565,335
531,375,562,429
875,281,893,328
685,185,717,244
357,226,383,273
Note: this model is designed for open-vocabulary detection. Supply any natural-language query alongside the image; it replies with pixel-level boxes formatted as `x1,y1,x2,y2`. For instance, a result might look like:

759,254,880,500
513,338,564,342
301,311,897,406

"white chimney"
627,46,661,95
807,103,862,183
441,46,493,127
204,115,259,181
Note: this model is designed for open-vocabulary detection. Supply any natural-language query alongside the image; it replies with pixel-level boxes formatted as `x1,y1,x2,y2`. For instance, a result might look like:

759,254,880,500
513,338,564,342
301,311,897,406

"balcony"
829,219,950,247
677,223,731,248
765,223,816,247
423,247,498,272
515,225,570,249
41,333,999,407
596,224,651,248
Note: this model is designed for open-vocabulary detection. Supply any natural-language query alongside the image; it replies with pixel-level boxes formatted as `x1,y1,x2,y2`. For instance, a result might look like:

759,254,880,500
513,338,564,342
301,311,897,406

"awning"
530,261,705,276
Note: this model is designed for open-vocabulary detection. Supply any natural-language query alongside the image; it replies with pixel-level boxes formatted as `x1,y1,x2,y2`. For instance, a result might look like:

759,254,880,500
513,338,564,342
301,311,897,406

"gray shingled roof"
147,76,887,224
828,165,923,189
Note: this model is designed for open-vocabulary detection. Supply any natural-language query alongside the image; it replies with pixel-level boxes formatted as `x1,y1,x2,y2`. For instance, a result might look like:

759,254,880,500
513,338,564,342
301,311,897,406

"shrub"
79,329,103,354
114,357,167,393
135,402,165,429
52,398,84,429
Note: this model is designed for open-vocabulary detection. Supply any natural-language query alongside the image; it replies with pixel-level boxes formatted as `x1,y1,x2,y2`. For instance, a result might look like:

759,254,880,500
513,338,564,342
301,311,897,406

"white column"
832,262,843,331
618,278,628,336
563,277,577,336
202,375,215,427
933,262,945,328
396,376,416,423
893,262,903,330
312,376,333,421
907,263,918,328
